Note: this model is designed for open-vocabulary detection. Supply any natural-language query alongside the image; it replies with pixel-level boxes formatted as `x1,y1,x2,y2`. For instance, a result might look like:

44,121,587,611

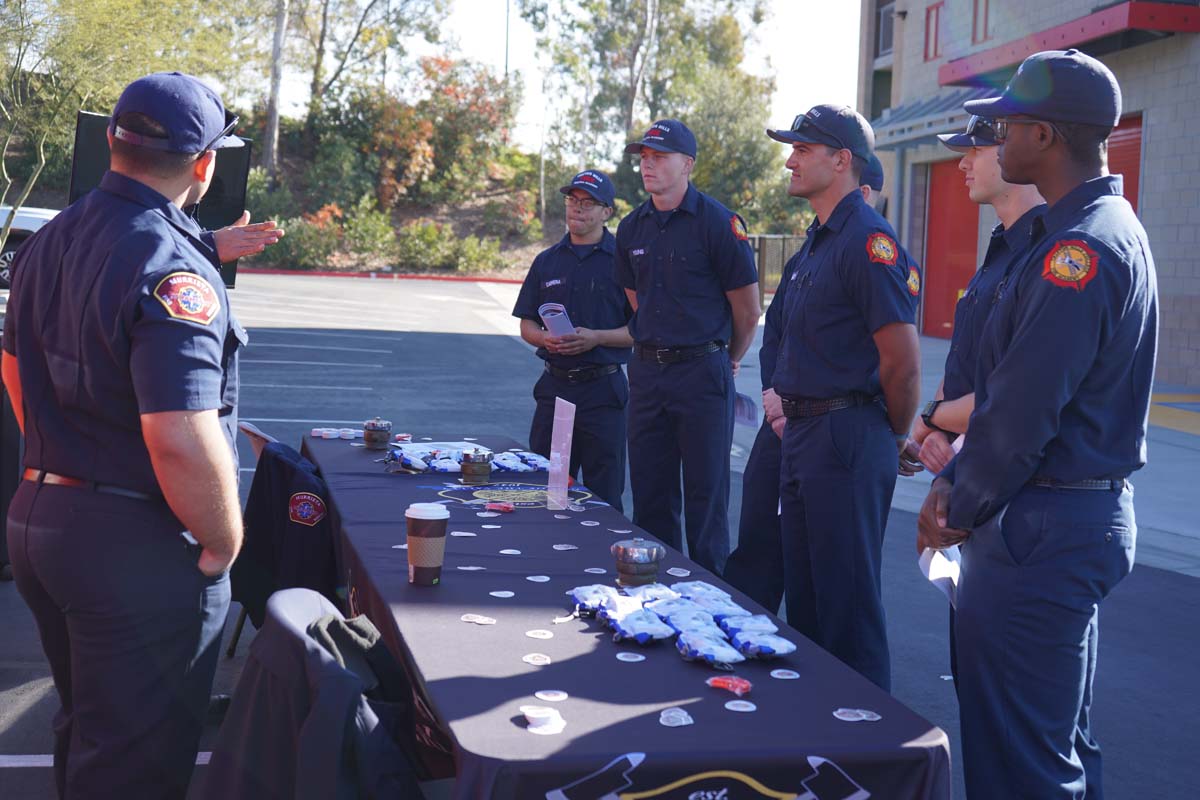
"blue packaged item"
664,609,719,635
622,583,679,603
492,452,534,472
597,595,645,627
670,581,732,602
720,614,779,637
676,631,746,670
399,453,429,472
643,597,704,621
731,631,797,659
427,458,461,473
691,595,751,622
570,584,621,616
516,451,551,470
611,609,676,644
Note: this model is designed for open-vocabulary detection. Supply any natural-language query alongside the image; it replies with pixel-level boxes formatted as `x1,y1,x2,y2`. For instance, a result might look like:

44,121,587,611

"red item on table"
484,502,515,513
706,675,753,697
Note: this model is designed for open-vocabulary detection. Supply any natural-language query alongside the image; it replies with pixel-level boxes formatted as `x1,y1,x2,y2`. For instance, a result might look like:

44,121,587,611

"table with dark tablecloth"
303,435,950,800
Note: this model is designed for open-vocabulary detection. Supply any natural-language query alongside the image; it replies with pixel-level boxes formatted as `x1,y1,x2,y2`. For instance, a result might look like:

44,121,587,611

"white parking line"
0,753,212,768
241,359,383,368
243,343,392,354
243,329,403,342
241,383,372,391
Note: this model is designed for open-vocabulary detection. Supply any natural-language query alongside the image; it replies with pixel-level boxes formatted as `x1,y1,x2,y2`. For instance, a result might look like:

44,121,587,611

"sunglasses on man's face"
200,111,239,153
993,117,1069,144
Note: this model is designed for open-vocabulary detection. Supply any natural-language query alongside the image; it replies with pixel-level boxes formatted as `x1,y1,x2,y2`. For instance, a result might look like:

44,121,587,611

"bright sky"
425,0,862,156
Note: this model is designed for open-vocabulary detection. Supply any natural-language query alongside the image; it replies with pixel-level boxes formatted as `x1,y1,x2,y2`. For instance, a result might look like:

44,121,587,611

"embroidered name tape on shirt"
866,233,898,266
289,492,327,526
153,272,220,325
1042,240,1098,291
544,279,563,288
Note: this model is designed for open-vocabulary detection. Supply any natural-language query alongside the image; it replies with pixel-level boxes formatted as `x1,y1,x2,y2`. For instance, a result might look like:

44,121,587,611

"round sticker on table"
609,529,632,534
391,544,407,550
490,590,515,598
770,669,800,680
477,511,500,518
584,567,607,575
833,708,866,722
499,549,522,555
464,437,478,441
526,629,554,640
526,575,551,583
580,521,600,527
523,653,552,666
725,700,757,713
554,514,571,520
666,567,691,577
553,544,578,551
616,652,645,663
450,531,477,537
859,710,882,721
535,690,568,702
567,503,586,512
461,614,483,623
457,565,486,571
481,524,502,529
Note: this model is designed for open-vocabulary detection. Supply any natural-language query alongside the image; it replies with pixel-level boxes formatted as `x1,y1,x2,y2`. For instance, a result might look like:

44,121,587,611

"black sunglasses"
789,113,848,151
199,110,239,153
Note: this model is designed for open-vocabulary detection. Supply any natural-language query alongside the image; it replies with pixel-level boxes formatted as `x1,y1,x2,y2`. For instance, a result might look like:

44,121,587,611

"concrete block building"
858,0,1200,388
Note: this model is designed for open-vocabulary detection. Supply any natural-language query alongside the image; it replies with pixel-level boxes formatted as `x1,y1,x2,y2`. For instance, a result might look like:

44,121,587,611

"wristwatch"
921,400,947,433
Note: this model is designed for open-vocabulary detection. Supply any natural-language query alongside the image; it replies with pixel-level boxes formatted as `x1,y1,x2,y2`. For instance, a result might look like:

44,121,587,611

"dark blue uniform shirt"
614,184,758,346
945,176,1158,529
758,228,810,389
2,171,245,494
773,190,920,399
512,229,631,368
942,205,1044,400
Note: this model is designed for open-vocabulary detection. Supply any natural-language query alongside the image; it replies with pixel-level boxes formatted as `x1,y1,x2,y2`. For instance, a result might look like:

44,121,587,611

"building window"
876,1,895,58
925,2,944,62
973,0,991,44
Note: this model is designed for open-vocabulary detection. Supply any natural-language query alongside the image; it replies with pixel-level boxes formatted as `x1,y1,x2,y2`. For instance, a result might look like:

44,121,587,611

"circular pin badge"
523,653,552,666
584,567,607,575
616,652,645,663
499,549,522,555
450,531,477,537
553,544,579,551
526,629,554,640
770,669,800,680
481,524,502,529
477,511,500,518
554,514,571,520
535,690,569,702
489,590,515,598
666,567,691,578
526,575,551,583
580,521,600,527
457,565,486,571
725,701,757,713
391,544,408,550
833,708,866,722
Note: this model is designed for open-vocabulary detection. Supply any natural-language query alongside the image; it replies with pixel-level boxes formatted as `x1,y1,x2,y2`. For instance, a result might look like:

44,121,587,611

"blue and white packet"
611,609,676,644
400,453,429,472
720,614,778,637
570,584,620,616
676,631,745,670
516,451,551,470
597,595,645,627
731,632,797,659
670,581,732,602
492,452,534,472
427,458,461,473
664,609,719,636
644,597,704,621
691,595,751,622
622,583,680,603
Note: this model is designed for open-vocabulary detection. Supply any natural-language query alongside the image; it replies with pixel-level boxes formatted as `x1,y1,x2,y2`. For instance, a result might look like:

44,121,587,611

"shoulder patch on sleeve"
289,492,328,526
1042,240,1098,291
866,232,898,265
730,214,749,241
907,266,921,296
152,272,221,325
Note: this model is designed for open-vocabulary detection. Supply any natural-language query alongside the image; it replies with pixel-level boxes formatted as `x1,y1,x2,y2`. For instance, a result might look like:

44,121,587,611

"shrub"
454,235,506,273
481,190,542,243
394,219,505,273
260,207,340,270
343,195,396,261
245,167,301,222
303,134,378,212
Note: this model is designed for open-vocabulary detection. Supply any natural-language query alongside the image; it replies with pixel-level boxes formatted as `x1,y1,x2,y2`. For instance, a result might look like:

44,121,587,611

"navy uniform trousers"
7,482,229,799
779,403,895,690
956,483,1135,799
722,420,784,612
529,368,628,513
627,348,733,574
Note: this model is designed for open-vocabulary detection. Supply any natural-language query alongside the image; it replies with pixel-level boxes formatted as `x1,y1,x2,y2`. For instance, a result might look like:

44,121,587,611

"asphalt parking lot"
1,273,1198,799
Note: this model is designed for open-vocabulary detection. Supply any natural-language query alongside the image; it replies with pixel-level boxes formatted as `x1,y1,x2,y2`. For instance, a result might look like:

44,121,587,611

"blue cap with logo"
937,115,999,152
862,154,885,192
963,49,1121,127
559,169,616,207
766,104,875,162
624,119,698,159
110,72,244,154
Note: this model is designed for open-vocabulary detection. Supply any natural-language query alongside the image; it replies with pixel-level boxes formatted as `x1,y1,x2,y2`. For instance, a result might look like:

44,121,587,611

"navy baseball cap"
624,119,698,159
937,115,999,152
862,154,884,192
559,169,616,206
963,49,1121,127
766,104,875,162
111,72,244,154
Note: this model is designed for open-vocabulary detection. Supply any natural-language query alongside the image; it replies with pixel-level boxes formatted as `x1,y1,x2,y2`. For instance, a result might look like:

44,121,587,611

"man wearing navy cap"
513,170,633,509
919,50,1157,799
724,152,890,613
614,119,760,574
765,104,922,690
3,72,246,798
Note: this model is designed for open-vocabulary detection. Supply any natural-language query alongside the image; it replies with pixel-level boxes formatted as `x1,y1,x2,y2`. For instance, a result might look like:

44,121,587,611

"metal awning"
870,87,996,149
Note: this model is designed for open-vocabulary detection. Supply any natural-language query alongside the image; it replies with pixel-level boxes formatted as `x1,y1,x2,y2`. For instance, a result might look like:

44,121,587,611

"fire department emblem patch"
289,492,327,526
866,233,898,265
730,215,749,241
1042,240,1098,291
907,266,921,296
153,272,220,324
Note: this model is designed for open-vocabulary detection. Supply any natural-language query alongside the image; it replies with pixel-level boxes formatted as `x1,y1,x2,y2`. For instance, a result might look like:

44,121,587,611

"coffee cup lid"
406,502,450,520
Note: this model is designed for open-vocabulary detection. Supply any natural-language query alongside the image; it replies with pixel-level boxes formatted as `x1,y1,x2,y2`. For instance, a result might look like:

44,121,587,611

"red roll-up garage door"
1109,113,1142,212
923,159,980,338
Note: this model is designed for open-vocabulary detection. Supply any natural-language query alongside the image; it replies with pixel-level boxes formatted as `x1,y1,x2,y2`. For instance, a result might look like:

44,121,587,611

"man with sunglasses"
614,120,760,573
512,170,633,509
764,104,921,690
918,50,1157,799
3,72,246,798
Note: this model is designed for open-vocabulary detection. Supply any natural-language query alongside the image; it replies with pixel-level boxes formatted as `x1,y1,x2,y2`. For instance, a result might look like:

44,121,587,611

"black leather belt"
634,341,722,364
1031,477,1127,491
24,468,160,502
543,362,620,384
780,394,877,419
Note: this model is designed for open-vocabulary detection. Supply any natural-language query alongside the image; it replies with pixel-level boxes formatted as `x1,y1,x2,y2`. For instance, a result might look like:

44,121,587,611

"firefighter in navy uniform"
919,50,1158,800
615,120,760,573
513,170,633,510
768,105,922,690
2,72,246,799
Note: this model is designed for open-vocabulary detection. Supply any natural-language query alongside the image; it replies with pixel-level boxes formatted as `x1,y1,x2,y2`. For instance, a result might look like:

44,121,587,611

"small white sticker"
770,669,800,680
535,690,568,702
580,521,600,527
450,531,477,537
616,652,645,663
584,567,607,574
457,565,486,571
725,700,757,713
477,511,500,518
526,629,554,640
526,575,551,583
553,544,579,551
481,524,502,529
490,590,515,598
523,653,552,666
666,567,691,577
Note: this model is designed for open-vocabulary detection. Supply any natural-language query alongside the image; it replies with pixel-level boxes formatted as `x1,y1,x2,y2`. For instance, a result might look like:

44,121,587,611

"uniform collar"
553,227,616,257
813,188,865,234
637,183,701,218
995,203,1046,251
99,170,203,238
1038,175,1124,236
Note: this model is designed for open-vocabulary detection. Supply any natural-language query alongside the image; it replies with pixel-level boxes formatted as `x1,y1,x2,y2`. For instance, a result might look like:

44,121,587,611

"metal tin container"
460,449,493,485
610,537,666,586
363,417,392,450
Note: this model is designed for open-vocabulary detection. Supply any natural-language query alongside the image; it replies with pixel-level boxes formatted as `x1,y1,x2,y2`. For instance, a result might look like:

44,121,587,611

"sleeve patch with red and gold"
866,233,898,265
907,266,921,296
289,492,328,526
152,272,221,324
1042,240,1099,291
730,215,749,241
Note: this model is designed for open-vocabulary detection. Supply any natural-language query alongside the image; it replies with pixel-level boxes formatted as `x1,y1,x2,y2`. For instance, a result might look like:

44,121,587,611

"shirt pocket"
220,319,249,410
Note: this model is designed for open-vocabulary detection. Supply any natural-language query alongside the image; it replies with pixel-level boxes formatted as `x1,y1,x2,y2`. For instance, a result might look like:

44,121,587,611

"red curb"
236,267,524,284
